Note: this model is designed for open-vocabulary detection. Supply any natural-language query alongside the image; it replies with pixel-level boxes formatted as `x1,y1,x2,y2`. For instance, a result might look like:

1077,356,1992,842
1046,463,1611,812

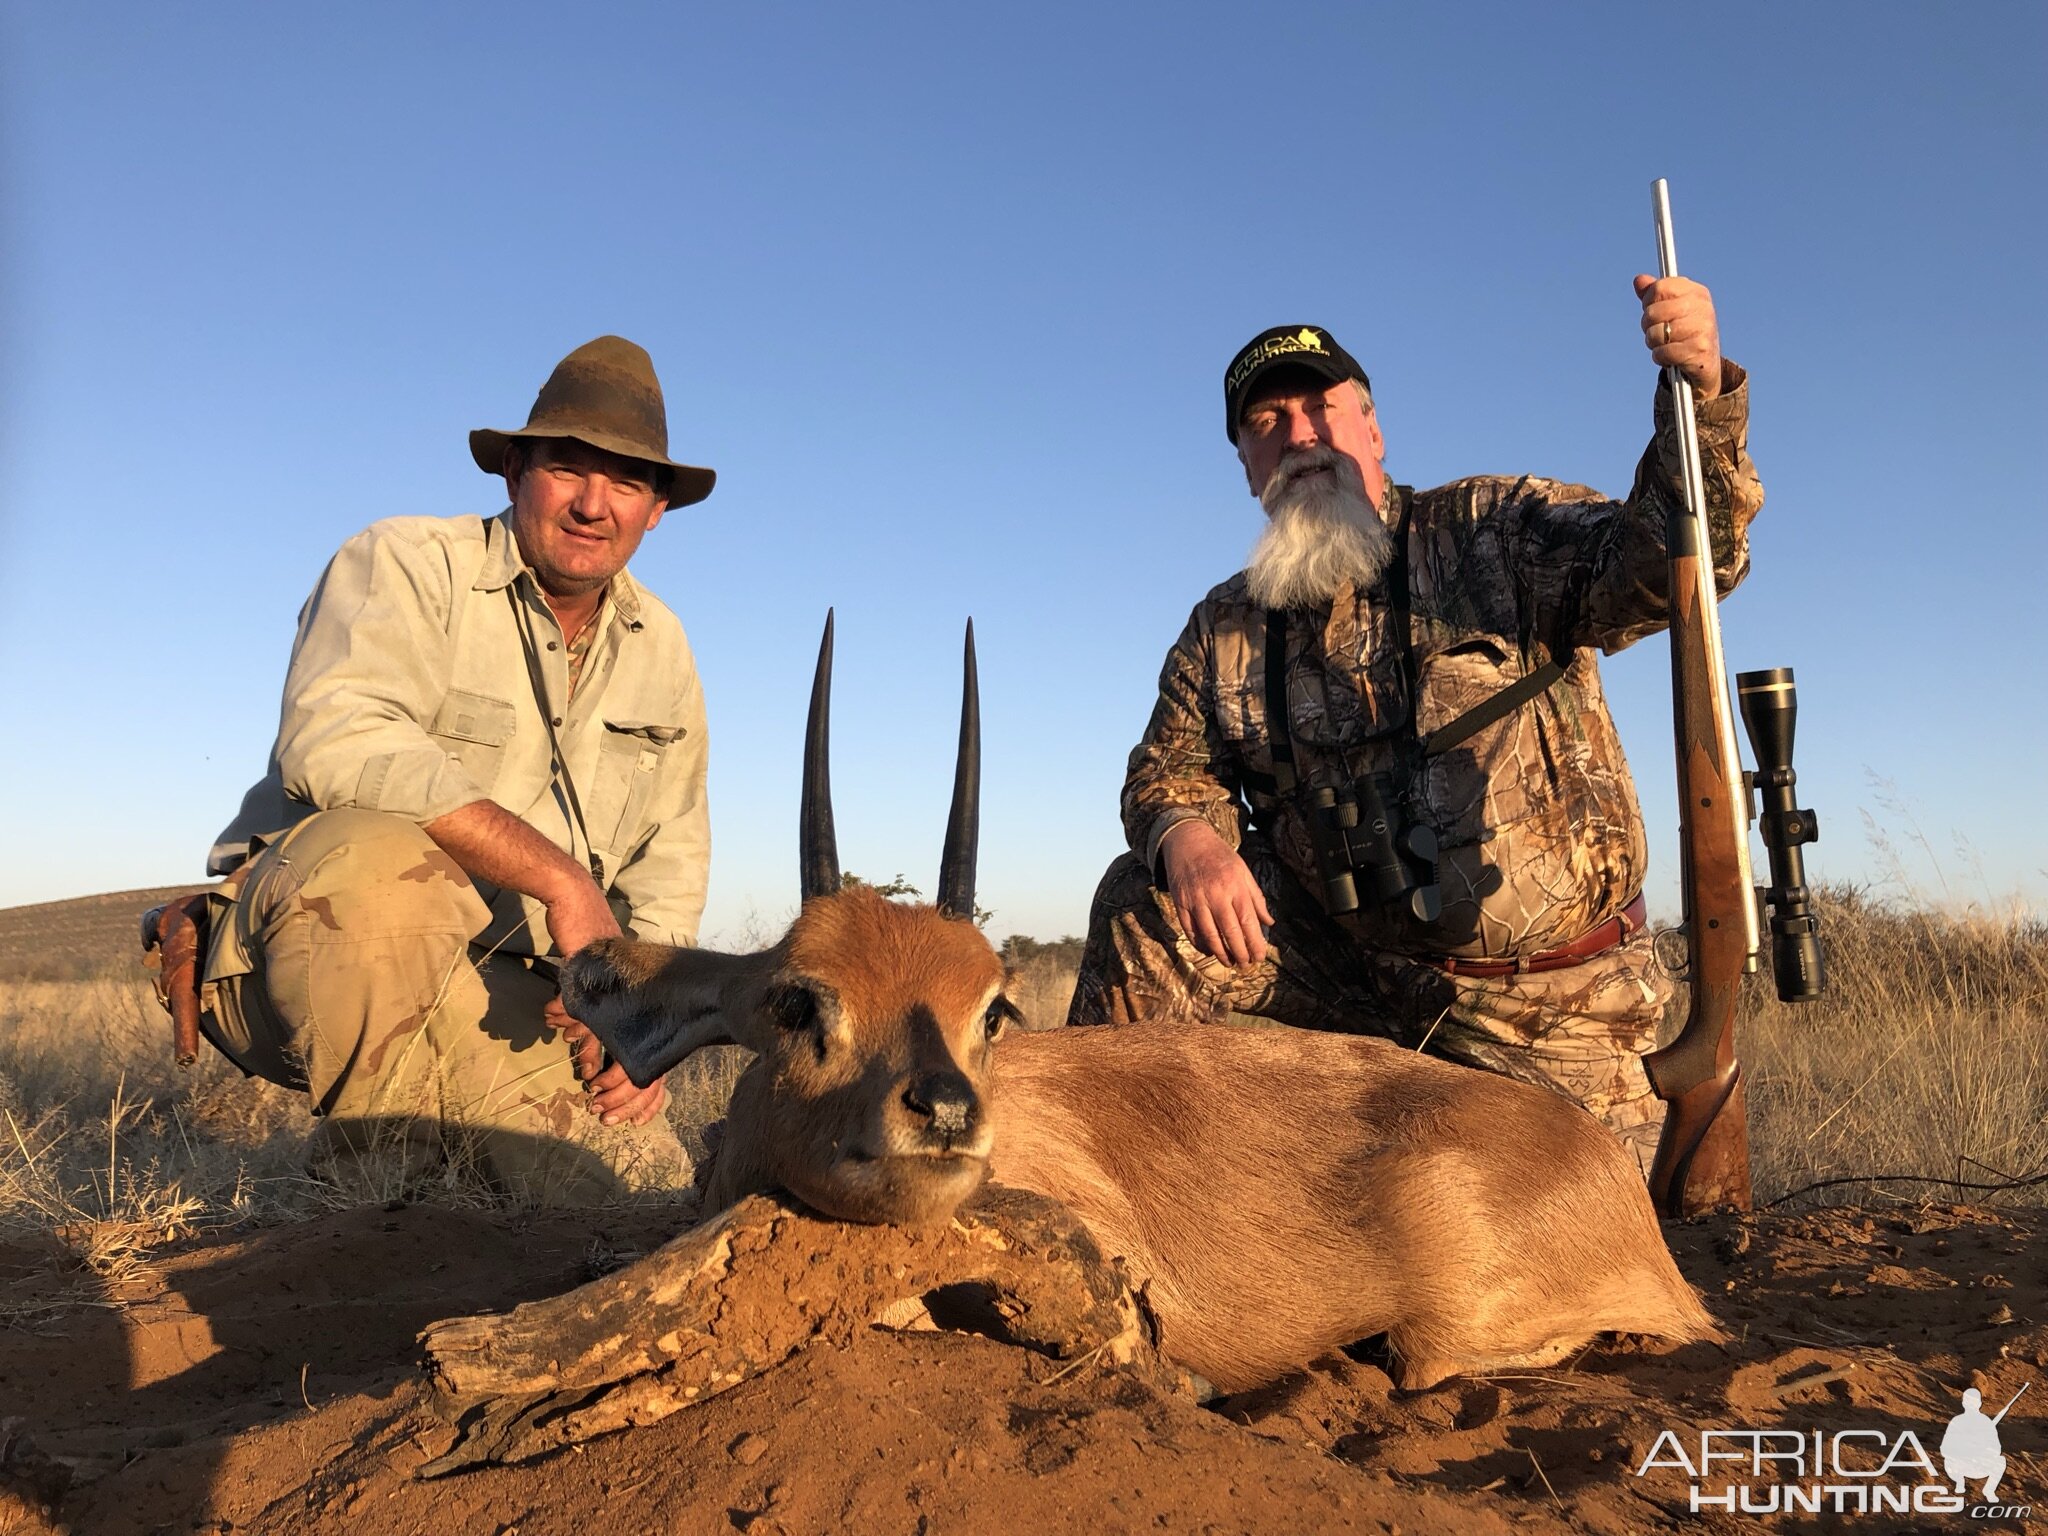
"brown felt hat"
469,335,716,509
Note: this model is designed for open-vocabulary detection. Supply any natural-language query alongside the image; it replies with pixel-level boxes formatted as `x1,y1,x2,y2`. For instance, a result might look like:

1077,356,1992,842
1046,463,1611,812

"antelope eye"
982,998,1019,1040
768,984,819,1032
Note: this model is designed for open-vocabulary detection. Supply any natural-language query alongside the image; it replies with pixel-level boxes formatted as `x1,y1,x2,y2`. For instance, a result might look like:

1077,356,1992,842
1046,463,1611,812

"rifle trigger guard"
1651,924,1691,981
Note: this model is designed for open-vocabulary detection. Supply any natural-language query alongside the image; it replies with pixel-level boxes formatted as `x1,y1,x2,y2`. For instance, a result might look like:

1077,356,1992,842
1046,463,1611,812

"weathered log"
416,1184,1163,1475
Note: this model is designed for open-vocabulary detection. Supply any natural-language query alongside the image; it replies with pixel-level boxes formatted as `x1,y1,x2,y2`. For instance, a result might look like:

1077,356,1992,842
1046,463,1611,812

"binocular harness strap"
1417,658,1567,758
1261,607,1299,802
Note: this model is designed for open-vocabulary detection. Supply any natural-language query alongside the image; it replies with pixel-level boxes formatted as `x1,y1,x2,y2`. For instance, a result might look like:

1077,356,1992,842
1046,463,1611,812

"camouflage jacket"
209,511,710,954
1123,365,1762,959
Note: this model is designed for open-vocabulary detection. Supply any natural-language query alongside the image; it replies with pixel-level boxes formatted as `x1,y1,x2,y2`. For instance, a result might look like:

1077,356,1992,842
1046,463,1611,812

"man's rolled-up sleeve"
1121,606,1248,875
609,662,711,947
274,527,490,822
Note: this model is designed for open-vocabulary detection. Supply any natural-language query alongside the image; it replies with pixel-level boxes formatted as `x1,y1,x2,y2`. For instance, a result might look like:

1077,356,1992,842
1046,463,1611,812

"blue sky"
4,2,2043,944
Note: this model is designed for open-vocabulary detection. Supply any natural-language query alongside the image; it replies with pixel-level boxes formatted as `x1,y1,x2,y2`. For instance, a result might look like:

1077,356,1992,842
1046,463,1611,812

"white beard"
1243,447,1393,610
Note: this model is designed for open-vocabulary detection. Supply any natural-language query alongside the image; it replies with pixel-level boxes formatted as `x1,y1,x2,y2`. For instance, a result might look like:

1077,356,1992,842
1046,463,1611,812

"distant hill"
0,885,209,981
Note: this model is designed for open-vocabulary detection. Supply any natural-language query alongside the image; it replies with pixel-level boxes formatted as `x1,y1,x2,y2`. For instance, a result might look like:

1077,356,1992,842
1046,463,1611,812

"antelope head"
562,613,1020,1226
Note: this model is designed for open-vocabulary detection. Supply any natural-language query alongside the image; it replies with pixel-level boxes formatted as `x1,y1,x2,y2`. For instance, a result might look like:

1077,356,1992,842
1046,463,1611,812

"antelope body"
564,617,1717,1393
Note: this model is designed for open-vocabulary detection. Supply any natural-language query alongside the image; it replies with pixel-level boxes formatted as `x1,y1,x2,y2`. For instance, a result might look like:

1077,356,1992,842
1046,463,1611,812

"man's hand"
540,884,660,1125
419,800,661,1123
1159,819,1273,969
543,991,670,1126
1633,275,1722,400
542,876,624,959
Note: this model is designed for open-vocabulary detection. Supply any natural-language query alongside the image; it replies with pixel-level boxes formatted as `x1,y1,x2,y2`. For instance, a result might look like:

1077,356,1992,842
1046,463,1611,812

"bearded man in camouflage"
1066,277,1761,1175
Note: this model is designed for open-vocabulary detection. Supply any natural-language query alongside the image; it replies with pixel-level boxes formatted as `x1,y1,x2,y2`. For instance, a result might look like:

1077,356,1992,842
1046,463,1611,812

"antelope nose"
903,1069,978,1144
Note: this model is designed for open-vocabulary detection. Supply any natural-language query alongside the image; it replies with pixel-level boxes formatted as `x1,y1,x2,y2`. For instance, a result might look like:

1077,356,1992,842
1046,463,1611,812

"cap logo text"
1228,329,1330,395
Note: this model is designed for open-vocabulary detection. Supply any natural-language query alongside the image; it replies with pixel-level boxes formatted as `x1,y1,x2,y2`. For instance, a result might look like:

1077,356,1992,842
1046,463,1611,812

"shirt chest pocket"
1215,678,1271,756
1413,631,1522,741
587,718,687,855
426,690,518,793
1412,630,1566,837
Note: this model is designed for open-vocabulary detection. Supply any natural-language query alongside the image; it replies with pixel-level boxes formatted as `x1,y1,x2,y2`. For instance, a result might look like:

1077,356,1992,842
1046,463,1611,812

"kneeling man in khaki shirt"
200,335,714,1204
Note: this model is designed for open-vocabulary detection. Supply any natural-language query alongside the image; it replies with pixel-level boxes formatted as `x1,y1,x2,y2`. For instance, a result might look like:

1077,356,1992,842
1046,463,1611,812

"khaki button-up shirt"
210,511,710,956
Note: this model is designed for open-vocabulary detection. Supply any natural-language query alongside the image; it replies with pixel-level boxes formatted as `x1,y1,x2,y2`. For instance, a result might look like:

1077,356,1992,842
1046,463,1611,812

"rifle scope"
1736,667,1825,1002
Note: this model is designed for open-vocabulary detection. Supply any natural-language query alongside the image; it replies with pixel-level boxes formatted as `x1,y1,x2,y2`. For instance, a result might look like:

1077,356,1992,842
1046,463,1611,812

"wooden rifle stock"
1640,179,1758,1218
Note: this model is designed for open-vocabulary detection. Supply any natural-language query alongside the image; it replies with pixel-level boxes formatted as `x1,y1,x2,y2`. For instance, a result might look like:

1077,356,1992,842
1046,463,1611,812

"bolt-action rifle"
1641,179,1824,1219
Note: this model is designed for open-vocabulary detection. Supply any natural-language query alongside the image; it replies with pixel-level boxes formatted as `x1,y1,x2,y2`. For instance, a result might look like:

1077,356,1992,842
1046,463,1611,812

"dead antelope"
563,615,1717,1393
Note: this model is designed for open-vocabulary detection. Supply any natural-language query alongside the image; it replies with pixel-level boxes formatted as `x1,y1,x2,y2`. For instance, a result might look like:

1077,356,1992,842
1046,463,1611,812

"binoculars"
1307,773,1442,923
1737,666,1825,1003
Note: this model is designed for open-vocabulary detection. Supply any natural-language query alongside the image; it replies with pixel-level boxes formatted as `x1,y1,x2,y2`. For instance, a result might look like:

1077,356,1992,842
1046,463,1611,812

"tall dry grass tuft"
0,966,320,1314
1729,884,2048,1210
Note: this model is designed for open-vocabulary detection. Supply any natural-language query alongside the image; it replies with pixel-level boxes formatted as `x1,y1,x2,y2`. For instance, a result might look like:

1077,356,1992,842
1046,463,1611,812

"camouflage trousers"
200,809,692,1205
1065,837,1670,1177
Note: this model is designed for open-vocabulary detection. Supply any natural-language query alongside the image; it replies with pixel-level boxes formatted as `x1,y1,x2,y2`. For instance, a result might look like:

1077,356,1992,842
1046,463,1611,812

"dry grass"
666,1044,752,1171
0,963,738,1298
0,974,294,1320
1734,885,2048,1210
1006,950,1085,1032
0,881,2038,1302
0,973,319,1293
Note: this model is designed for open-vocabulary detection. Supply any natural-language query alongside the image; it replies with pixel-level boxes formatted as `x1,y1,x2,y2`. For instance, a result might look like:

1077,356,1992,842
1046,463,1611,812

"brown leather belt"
1424,893,1647,978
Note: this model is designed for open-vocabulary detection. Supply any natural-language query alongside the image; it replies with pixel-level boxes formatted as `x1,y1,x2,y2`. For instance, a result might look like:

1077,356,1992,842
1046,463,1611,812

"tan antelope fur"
561,618,1717,1393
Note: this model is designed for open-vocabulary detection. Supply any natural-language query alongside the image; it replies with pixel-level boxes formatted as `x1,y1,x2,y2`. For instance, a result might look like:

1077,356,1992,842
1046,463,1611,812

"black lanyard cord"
508,584,606,887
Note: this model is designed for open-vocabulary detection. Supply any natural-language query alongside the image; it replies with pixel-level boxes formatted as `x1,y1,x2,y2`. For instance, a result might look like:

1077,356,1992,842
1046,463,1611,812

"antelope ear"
560,940,766,1089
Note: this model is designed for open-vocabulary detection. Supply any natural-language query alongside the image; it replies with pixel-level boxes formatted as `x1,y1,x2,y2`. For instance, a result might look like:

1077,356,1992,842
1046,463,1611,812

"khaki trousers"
202,809,692,1204
1065,841,1669,1178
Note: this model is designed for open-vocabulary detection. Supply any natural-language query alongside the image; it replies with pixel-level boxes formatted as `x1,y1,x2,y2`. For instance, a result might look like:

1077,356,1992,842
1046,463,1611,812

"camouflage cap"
469,335,717,509
1224,325,1371,443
